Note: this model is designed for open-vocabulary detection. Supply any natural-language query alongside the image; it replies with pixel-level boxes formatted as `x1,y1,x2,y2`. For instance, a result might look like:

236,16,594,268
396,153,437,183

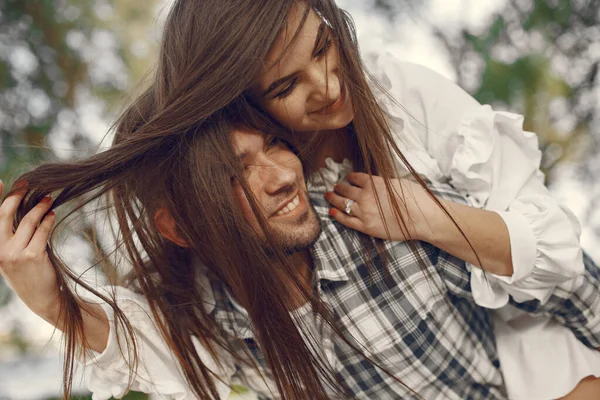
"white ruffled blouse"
79,54,592,399
363,52,584,309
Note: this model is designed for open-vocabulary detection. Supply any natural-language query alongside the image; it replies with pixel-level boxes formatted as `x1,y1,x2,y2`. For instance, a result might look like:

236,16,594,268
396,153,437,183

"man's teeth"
276,195,300,216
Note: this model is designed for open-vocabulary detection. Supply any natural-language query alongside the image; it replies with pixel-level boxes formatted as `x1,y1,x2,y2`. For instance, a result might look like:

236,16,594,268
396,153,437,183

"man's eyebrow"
261,22,327,97
234,151,249,165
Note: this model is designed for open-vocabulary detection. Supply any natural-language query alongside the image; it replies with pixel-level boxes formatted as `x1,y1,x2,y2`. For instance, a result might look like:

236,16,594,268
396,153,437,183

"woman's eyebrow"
311,22,326,57
262,22,326,97
262,73,299,97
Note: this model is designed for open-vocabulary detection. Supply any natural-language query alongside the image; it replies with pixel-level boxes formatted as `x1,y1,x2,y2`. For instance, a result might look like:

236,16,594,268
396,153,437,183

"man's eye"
274,79,297,100
266,136,283,149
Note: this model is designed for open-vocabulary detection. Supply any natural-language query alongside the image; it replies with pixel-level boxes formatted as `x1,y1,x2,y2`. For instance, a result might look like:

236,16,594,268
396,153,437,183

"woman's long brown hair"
8,0,473,398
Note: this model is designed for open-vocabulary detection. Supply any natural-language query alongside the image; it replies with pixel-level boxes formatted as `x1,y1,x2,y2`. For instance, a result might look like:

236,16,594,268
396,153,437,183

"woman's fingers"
346,172,370,188
27,210,56,253
333,182,361,200
0,180,27,241
325,191,361,219
13,196,54,248
329,208,365,232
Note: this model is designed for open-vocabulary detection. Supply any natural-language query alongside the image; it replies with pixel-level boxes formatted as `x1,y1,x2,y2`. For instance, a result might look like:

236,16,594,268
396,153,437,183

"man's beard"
261,202,322,255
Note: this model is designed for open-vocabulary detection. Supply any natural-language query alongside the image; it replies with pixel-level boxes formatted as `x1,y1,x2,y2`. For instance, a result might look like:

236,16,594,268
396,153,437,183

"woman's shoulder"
363,51,452,101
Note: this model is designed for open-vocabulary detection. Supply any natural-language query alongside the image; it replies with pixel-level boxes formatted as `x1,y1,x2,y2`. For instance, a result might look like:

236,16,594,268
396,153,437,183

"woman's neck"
300,128,355,171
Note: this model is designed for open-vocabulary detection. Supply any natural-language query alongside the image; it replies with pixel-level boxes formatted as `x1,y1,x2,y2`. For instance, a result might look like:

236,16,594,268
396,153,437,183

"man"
2,127,600,399
159,127,600,399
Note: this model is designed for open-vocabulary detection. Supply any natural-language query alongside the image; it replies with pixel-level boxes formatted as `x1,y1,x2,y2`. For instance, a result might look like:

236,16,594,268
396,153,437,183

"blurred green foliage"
0,0,159,379
46,390,148,400
436,0,599,176
0,0,158,309
0,0,159,180
1,0,102,180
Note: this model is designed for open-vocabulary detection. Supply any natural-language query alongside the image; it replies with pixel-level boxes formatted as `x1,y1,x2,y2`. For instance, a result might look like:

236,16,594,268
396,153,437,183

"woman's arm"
326,173,513,277
340,53,584,308
0,180,236,398
0,180,109,352
414,187,513,276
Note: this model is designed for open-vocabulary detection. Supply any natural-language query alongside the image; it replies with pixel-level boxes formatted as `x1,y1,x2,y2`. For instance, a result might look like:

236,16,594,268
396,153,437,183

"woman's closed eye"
274,78,298,99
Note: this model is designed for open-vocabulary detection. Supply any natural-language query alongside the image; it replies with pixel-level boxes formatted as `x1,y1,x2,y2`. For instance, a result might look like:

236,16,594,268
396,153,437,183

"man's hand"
0,179,60,321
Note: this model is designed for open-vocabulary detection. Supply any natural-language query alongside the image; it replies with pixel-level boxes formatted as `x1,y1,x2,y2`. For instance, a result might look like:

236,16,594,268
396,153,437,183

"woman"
1,0,598,398
225,2,600,395
239,3,600,398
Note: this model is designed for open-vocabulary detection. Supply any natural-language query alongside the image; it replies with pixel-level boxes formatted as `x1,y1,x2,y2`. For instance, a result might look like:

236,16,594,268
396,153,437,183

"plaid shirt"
210,184,600,400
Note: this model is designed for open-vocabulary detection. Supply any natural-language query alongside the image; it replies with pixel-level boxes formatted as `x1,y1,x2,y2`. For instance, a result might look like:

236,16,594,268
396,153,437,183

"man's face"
231,128,321,252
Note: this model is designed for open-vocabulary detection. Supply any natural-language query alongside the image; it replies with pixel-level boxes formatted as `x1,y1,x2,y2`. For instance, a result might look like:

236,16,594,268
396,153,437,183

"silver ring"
344,199,355,216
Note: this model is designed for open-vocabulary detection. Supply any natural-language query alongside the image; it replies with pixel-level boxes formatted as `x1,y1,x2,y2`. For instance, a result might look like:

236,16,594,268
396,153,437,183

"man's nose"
262,160,297,196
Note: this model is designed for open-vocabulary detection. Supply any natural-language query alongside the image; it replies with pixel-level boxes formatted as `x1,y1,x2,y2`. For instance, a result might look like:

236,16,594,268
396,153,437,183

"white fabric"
78,286,235,400
494,306,600,400
363,52,599,399
364,51,585,308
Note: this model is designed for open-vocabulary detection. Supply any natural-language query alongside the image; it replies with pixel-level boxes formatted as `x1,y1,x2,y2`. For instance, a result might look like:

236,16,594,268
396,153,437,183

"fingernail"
48,210,55,216
329,208,337,217
14,179,27,190
324,192,331,200
41,195,53,204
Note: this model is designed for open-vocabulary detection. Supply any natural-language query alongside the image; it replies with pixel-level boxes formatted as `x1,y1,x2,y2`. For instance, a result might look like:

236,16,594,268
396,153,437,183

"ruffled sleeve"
449,106,583,308
364,51,584,308
78,286,235,400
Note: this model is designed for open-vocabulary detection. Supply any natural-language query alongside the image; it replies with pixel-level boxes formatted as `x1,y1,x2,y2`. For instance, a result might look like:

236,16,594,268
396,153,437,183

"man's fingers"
325,191,361,219
13,196,54,248
0,180,28,241
27,210,56,253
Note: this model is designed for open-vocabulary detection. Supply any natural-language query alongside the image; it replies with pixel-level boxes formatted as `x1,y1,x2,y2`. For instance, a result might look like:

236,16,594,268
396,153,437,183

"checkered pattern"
211,183,600,400
510,250,600,349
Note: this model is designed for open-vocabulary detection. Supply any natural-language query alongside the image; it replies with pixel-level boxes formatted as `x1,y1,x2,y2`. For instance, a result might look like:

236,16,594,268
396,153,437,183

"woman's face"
252,4,354,132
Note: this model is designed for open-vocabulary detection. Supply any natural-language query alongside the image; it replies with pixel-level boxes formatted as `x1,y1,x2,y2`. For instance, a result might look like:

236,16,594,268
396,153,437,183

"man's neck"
277,249,315,310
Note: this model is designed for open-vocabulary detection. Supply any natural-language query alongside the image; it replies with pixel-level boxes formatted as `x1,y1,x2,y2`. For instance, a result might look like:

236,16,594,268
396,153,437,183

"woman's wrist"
405,183,439,242
35,294,63,328
414,194,514,276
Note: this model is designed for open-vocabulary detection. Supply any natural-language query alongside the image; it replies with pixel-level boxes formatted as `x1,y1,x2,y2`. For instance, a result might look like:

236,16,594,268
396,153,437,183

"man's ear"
155,207,188,247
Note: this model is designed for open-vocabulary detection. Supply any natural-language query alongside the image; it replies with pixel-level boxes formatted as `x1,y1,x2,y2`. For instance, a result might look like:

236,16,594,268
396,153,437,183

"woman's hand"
0,180,60,320
325,172,428,242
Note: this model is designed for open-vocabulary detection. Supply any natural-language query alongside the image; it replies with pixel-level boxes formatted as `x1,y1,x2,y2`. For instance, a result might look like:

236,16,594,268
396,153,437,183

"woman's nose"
307,61,341,103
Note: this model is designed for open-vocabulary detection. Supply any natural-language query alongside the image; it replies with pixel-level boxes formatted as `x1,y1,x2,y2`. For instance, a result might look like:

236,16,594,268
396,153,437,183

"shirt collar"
308,194,351,284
